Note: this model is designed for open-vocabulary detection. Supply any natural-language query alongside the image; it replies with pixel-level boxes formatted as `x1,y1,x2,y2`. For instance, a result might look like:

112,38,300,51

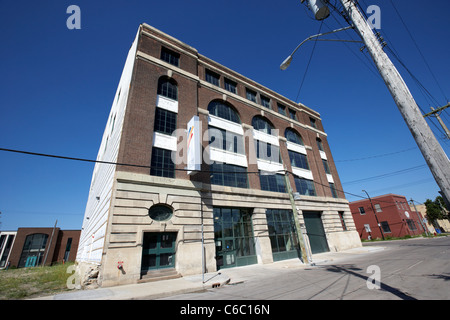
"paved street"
161,236,450,300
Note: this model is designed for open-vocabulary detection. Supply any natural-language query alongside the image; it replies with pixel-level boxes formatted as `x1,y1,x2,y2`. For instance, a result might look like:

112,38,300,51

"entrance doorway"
213,207,257,270
303,211,329,254
141,232,176,274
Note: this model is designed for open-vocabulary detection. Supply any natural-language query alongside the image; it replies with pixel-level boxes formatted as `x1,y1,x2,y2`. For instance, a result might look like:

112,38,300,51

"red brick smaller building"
349,194,426,240
1,228,80,268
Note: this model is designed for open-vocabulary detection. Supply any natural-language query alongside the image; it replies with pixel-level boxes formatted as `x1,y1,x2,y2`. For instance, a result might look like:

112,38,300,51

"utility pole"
424,105,450,140
362,190,385,240
339,0,450,205
283,170,312,264
410,199,429,236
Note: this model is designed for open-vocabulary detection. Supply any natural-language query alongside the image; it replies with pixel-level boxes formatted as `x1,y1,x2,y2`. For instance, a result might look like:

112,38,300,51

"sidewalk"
31,245,385,300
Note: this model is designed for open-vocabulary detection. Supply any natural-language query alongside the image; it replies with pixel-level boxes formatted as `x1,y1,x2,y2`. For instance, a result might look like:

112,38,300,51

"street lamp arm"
280,25,356,70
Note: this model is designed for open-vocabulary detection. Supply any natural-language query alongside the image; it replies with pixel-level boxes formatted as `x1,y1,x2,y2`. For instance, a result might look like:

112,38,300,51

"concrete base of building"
79,171,362,288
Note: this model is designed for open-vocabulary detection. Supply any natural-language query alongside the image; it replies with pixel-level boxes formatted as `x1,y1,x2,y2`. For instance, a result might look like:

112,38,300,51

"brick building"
76,23,361,287
350,194,427,240
0,228,80,268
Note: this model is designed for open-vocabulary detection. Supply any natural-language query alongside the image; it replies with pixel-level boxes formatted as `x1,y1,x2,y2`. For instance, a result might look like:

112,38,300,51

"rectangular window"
255,140,281,163
246,88,257,103
160,47,180,67
380,221,391,233
329,183,338,198
294,176,316,196
210,163,248,188
154,108,177,135
209,126,244,154
260,95,271,109
289,109,297,121
259,171,286,193
375,204,382,212
288,150,309,170
64,238,73,261
406,219,417,231
224,78,237,94
266,209,299,261
310,117,317,128
322,159,331,174
339,212,347,231
205,69,220,87
359,207,366,215
150,147,175,178
277,103,287,116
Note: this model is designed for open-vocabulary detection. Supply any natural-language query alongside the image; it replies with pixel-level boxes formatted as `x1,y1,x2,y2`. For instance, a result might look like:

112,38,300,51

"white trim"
209,148,248,167
156,95,178,113
286,141,307,155
327,174,334,183
208,115,244,135
292,167,314,180
253,130,279,146
319,150,327,160
257,159,284,173
153,132,177,151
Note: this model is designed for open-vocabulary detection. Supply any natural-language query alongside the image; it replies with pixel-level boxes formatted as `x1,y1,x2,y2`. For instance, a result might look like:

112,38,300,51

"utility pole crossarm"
423,103,450,118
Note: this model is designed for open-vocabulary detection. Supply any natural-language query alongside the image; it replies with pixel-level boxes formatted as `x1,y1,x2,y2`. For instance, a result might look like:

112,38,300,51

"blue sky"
1,0,449,230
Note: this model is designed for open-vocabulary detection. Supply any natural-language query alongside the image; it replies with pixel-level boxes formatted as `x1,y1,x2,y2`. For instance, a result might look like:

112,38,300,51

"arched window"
285,128,304,145
208,100,240,124
18,233,49,267
157,77,178,101
252,116,274,135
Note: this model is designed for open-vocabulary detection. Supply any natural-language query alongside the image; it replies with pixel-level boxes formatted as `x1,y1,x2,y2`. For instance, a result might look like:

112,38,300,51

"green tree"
425,196,449,222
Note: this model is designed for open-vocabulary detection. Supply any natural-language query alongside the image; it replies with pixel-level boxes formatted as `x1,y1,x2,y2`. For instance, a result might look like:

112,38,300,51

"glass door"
141,232,176,273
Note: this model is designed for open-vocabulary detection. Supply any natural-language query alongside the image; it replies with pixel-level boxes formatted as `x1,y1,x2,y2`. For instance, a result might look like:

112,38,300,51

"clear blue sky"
1,0,449,231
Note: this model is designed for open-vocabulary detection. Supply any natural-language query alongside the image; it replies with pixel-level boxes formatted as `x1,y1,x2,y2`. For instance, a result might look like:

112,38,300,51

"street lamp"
362,190,385,240
279,26,359,70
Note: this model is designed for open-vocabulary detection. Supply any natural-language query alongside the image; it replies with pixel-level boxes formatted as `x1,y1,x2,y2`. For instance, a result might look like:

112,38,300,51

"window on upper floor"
259,171,286,193
285,128,304,145
157,77,178,101
260,95,271,109
209,126,244,154
316,138,324,151
160,47,180,67
246,88,257,103
322,159,331,174
205,69,220,87
375,204,382,212
288,109,297,121
150,147,175,178
288,150,309,170
252,116,274,135
294,176,316,196
154,108,177,135
359,207,366,215
224,78,237,94
277,103,287,116
210,163,248,188
208,100,241,124
310,117,317,128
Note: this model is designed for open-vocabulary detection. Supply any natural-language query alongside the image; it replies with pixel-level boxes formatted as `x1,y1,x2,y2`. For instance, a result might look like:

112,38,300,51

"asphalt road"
162,236,450,300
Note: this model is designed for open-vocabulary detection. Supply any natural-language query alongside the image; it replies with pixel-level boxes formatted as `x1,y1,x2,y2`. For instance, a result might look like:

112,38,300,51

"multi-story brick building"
350,194,427,240
76,23,361,287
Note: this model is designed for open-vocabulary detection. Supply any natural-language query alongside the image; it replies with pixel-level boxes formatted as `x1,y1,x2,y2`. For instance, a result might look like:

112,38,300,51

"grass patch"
0,262,77,300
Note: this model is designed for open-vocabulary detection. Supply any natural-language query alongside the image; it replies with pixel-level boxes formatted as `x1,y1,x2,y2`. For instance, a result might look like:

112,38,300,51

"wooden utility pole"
339,0,450,203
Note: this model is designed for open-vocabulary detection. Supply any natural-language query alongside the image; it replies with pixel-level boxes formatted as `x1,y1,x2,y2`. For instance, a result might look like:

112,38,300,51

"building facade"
76,23,361,287
350,194,427,240
0,228,80,268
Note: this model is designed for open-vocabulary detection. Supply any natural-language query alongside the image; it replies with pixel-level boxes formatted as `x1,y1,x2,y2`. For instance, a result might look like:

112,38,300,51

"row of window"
159,45,320,129
151,76,337,197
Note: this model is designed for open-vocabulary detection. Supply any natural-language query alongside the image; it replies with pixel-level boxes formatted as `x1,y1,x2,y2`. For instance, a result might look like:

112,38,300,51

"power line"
342,164,428,185
295,20,324,102
388,0,448,103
